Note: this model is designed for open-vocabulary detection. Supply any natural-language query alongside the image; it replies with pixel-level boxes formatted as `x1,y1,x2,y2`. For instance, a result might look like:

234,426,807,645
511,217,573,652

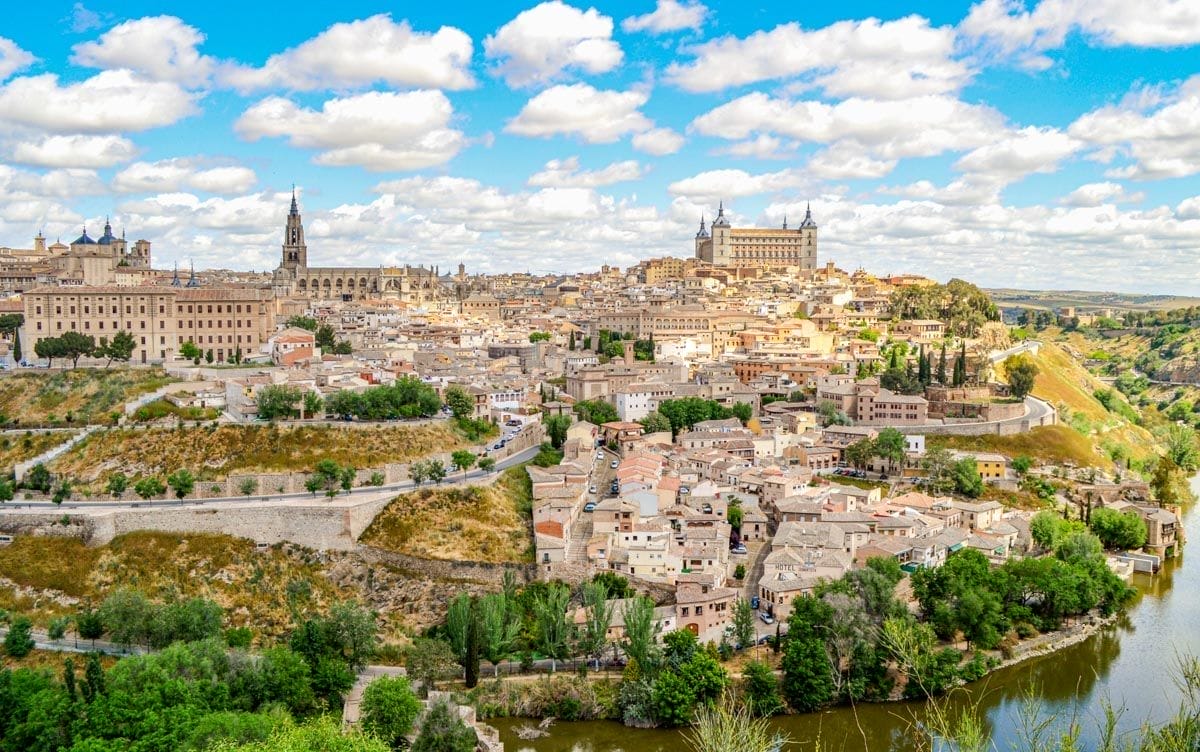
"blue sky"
0,0,1198,293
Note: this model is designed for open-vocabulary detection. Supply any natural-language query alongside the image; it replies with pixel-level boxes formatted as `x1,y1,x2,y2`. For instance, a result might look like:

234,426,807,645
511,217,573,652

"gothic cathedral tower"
281,189,307,271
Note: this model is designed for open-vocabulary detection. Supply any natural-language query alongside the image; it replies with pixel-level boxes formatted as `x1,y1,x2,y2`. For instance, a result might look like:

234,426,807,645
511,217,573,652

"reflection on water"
497,486,1199,752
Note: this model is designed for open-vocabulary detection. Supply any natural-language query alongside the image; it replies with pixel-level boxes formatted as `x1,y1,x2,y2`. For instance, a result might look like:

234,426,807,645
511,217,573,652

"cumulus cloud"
622,0,708,34
507,84,652,142
71,16,215,86
667,167,814,202
1069,76,1200,179
632,127,685,155
485,1,623,87
10,134,137,168
807,143,897,179
0,70,198,133
0,37,35,81
1059,181,1143,207
235,90,465,171
112,158,257,194
961,0,1200,66
222,14,474,92
690,92,1006,160
953,126,1081,181
528,156,646,187
666,16,969,98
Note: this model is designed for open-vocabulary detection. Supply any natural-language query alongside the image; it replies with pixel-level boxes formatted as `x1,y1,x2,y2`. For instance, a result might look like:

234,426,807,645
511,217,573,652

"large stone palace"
0,221,154,293
694,202,817,271
271,193,445,304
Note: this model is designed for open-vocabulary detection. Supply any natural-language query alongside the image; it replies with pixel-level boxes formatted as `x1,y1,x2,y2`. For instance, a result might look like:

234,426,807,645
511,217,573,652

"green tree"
96,330,136,367
361,676,422,749
1089,508,1148,550
48,615,70,641
256,384,304,421
302,390,323,418
639,410,672,434
577,581,614,671
76,609,104,647
286,315,319,331
845,438,875,470
450,450,476,477
106,472,129,497
573,399,619,426
3,614,34,657
406,637,459,697
477,457,496,473
239,477,258,496
478,592,520,677
1163,424,1199,472
167,468,196,499
543,413,571,448
741,660,784,717
409,460,429,487
1012,455,1033,475
24,462,52,492
653,668,698,726
621,596,661,672
315,324,337,351
533,583,573,672
58,330,96,367
873,427,907,472
425,460,446,484
34,335,65,367
180,340,202,360
134,475,166,500
1004,354,1040,400
529,331,552,342
1030,510,1067,550
732,597,755,650
443,385,474,419
731,402,753,425
781,635,834,712
951,457,985,497
0,477,12,502
727,497,743,530
412,698,477,752
100,588,154,648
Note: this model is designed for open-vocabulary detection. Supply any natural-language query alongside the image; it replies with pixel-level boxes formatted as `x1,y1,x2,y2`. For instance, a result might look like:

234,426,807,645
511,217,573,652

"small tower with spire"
281,185,307,271
186,261,199,288
710,201,732,265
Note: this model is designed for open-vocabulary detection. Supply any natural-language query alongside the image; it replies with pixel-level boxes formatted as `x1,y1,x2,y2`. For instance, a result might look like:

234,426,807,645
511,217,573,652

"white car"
588,485,597,494
610,460,619,469
596,451,606,460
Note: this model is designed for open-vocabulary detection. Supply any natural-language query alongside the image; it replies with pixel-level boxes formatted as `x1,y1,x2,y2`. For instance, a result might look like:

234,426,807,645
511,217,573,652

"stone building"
694,202,817,270
271,193,445,304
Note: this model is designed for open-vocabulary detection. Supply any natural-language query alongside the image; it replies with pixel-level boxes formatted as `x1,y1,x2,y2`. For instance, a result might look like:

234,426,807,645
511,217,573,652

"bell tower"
281,187,307,271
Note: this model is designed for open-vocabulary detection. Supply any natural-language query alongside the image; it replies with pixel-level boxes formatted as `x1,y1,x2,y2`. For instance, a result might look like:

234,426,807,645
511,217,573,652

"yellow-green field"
0,368,175,425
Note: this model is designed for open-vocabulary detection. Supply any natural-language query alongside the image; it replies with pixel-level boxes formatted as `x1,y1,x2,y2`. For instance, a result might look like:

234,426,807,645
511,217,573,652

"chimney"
623,340,635,365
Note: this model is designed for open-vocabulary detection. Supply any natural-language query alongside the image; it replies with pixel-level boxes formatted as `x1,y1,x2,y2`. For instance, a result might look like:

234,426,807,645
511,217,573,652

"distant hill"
986,288,1200,313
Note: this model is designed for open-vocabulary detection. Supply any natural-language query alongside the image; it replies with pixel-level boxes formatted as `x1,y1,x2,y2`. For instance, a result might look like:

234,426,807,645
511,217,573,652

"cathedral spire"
289,185,299,217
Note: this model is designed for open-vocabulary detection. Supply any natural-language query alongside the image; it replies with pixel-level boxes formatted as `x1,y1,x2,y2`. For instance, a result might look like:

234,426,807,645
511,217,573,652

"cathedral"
694,202,817,271
271,192,446,304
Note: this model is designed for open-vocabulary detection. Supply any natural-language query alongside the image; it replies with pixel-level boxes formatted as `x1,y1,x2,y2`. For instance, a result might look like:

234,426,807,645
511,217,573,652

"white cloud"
0,70,198,133
961,0,1200,62
877,177,1006,206
953,126,1081,181
667,167,813,202
0,37,36,81
66,3,105,33
691,92,1006,160
0,165,106,200
528,156,645,187
1177,196,1200,220
235,90,465,171
666,16,969,98
807,143,897,179
485,1,622,87
632,127,684,155
10,134,137,168
714,135,795,160
506,84,651,143
621,0,708,34
222,14,474,92
1069,75,1200,179
71,16,215,86
113,158,257,194
1060,181,1143,207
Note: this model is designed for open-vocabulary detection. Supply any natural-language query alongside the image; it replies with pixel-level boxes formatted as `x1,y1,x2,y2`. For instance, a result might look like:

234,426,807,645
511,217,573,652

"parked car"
491,442,503,450
731,544,748,555
750,596,760,610
583,502,596,512
588,485,597,494
596,451,606,460
610,460,619,469
679,486,690,495
759,611,775,625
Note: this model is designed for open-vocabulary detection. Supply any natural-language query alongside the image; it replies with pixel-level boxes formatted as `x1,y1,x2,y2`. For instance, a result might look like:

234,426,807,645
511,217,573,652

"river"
494,474,1200,751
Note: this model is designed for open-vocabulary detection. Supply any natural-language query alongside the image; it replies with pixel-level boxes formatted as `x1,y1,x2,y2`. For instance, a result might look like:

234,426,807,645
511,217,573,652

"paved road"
4,444,540,512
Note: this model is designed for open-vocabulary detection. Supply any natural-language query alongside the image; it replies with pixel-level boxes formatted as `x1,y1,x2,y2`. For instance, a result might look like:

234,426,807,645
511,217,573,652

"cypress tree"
464,598,481,689
63,658,77,702
12,329,20,363
568,331,576,350
937,344,947,384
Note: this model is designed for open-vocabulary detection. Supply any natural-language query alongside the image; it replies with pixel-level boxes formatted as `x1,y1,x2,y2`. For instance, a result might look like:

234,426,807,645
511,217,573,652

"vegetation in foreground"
0,368,175,426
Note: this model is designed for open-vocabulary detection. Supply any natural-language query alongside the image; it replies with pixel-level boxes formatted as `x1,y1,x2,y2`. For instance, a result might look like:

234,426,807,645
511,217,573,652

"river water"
494,475,1200,751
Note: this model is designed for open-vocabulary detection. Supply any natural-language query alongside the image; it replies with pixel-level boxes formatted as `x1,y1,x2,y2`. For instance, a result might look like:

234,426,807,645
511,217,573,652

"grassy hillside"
0,532,347,639
0,368,175,425
997,341,1160,465
929,425,1102,467
360,464,534,564
0,431,73,472
48,421,470,488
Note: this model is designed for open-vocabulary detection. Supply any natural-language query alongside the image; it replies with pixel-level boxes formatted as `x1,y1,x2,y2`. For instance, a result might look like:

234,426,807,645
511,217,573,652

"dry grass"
0,532,349,638
361,466,534,564
929,425,1103,467
0,368,175,425
48,422,469,487
1,649,119,673
0,431,73,472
